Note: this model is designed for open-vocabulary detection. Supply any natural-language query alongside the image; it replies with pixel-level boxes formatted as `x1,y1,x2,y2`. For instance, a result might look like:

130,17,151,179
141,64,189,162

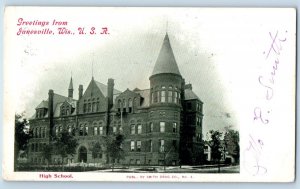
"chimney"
78,85,83,99
107,78,114,108
48,89,54,140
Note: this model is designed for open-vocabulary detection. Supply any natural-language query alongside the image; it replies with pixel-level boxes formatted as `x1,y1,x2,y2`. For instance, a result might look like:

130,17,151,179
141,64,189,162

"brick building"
28,33,204,166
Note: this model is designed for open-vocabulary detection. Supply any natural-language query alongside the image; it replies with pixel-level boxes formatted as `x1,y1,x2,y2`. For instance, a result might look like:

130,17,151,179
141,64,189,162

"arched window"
55,126,58,136
39,127,42,138
168,86,173,102
79,125,84,136
96,102,100,112
154,86,159,103
83,104,87,113
151,92,154,104
36,127,39,138
137,124,142,134
134,97,138,107
94,126,98,135
123,99,126,112
128,98,132,113
118,100,122,112
92,102,96,112
68,125,72,133
174,89,178,104
85,125,88,136
88,103,92,112
161,86,166,103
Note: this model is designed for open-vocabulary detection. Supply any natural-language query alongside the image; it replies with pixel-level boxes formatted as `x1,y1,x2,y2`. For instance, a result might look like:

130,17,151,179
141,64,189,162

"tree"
41,143,53,169
208,130,223,172
90,141,102,167
193,140,206,165
52,130,79,171
14,114,32,170
106,134,125,171
224,129,240,163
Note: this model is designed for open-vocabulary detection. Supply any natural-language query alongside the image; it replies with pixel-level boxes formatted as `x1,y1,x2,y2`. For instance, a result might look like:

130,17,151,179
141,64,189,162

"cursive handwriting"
254,30,287,124
253,107,269,124
244,135,267,176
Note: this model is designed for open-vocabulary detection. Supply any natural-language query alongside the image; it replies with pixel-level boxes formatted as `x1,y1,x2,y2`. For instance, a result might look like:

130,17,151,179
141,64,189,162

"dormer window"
61,103,73,116
36,108,46,118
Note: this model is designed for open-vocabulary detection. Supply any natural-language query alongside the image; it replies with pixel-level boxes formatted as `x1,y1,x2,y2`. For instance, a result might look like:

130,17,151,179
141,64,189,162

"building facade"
28,33,204,166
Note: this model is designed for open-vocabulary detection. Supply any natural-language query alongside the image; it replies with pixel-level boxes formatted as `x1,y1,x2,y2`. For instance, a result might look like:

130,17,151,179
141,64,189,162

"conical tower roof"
68,77,73,90
151,33,181,76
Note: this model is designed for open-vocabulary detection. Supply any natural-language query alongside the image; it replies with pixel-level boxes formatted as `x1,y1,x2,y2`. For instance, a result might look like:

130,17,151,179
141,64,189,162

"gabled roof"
134,89,150,107
94,80,121,96
35,100,48,109
151,33,181,76
184,88,202,103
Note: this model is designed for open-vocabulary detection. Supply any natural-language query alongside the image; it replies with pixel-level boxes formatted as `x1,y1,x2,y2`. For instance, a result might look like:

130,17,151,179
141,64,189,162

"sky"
3,7,296,180
4,7,295,137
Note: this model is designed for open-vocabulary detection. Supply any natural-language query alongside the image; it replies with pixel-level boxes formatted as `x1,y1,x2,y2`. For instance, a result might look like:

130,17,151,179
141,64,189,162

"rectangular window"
137,124,142,134
94,127,98,135
85,126,88,136
130,125,135,134
128,99,132,113
151,92,154,103
160,140,165,152
197,133,201,141
130,141,135,151
160,122,165,133
83,104,86,113
136,159,141,165
187,102,192,110
173,123,177,133
137,141,141,152
130,159,134,165
149,140,152,152
161,91,166,102
88,103,92,112
174,92,178,103
113,126,117,133
149,122,153,132
96,102,100,112
92,102,96,112
173,140,177,149
168,91,172,102
154,91,159,103
99,126,103,135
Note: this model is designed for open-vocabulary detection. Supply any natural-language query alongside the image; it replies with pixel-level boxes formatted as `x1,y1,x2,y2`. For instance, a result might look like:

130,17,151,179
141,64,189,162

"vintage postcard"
2,7,296,182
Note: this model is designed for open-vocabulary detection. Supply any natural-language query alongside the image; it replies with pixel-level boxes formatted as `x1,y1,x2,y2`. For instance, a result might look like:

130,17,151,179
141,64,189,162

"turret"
68,77,74,98
149,33,183,106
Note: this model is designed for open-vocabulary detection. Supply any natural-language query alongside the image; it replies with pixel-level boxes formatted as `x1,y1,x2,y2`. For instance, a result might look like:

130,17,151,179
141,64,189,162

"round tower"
148,33,183,166
149,33,183,108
